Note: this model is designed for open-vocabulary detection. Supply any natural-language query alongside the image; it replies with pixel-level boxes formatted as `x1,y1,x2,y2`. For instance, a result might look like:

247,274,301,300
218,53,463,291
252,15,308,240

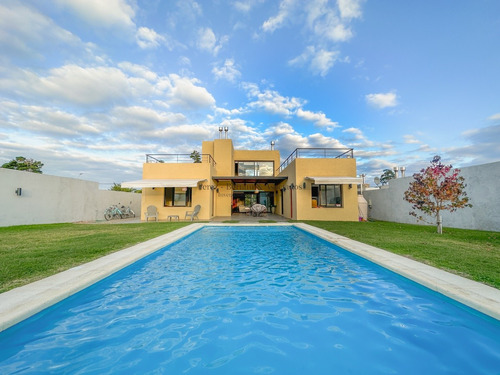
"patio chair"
185,204,201,221
144,205,158,222
238,205,251,215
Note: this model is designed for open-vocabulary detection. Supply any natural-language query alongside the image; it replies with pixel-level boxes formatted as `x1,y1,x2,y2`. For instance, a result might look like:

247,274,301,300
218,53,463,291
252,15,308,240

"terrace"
146,154,216,166
278,148,354,172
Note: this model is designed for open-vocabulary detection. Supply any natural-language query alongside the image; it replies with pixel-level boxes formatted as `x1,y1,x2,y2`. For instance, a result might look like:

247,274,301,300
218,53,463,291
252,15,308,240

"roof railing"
146,154,216,166
278,148,354,173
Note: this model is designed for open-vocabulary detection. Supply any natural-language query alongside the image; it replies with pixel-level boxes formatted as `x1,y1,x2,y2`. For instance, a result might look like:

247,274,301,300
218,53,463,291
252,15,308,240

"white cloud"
296,108,338,130
365,92,398,109
212,59,241,82
337,0,363,20
196,27,227,55
243,83,304,116
0,2,85,60
262,0,296,33
488,113,500,121
403,135,421,144
55,0,136,30
136,27,166,49
168,75,216,110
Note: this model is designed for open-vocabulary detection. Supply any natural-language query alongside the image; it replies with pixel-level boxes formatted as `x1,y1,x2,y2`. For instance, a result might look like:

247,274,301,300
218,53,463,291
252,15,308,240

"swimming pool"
0,226,499,374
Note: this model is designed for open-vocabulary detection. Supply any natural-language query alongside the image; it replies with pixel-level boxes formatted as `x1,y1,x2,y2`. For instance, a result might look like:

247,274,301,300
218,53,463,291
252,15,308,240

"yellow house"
123,135,364,221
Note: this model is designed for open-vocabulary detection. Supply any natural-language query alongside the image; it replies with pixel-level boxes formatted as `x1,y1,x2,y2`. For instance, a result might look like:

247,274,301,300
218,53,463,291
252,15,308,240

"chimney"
400,166,406,178
393,166,399,178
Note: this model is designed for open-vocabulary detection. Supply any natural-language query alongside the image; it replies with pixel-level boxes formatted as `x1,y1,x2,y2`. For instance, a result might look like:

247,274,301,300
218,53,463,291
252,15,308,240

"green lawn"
304,221,500,289
0,221,498,293
0,222,191,293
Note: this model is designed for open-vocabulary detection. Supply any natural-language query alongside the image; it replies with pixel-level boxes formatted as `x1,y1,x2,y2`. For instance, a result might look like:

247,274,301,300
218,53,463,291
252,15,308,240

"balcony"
278,148,354,173
146,154,216,167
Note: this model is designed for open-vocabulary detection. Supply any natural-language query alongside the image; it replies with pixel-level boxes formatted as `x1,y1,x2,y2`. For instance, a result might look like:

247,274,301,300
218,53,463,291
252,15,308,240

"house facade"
123,136,365,221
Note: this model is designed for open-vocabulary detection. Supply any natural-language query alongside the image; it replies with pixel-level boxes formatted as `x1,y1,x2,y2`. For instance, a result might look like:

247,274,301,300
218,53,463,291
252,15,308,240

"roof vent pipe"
393,166,399,178
270,140,275,150
224,126,229,139
218,126,223,139
400,166,406,178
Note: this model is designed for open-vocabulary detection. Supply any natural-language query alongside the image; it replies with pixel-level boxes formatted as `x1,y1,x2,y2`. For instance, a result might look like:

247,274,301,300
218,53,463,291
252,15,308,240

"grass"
1,220,498,293
304,221,500,289
0,222,191,293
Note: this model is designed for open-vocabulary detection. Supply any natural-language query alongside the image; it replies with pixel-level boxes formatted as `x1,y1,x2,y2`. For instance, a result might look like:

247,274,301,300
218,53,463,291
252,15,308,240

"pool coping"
0,223,498,332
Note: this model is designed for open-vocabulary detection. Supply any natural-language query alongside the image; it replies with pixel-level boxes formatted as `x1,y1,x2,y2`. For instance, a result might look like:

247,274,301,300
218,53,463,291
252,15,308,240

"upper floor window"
235,161,274,176
311,184,342,208
164,187,192,207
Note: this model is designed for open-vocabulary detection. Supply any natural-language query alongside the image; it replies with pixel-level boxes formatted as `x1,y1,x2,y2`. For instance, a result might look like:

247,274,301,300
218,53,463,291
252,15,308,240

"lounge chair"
144,205,158,222
185,204,201,221
238,205,250,215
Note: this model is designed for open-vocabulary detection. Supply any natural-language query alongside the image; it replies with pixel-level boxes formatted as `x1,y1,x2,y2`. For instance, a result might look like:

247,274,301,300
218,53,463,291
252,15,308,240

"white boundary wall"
363,161,500,232
0,169,141,227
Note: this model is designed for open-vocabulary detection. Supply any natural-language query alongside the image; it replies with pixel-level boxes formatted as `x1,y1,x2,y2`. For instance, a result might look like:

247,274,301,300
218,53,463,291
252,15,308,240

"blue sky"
1,0,499,186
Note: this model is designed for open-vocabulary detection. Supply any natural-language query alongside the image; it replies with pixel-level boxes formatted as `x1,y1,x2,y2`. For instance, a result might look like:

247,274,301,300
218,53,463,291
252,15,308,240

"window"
235,161,274,176
164,187,192,207
311,184,342,208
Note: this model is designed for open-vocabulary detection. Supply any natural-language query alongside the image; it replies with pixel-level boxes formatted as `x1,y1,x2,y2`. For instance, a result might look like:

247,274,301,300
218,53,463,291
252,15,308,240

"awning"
305,176,363,185
121,178,207,188
213,176,288,184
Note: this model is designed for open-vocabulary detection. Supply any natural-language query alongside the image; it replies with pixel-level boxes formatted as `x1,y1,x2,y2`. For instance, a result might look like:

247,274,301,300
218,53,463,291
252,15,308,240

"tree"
1,156,43,173
190,150,201,163
380,169,395,185
403,155,472,234
109,183,141,193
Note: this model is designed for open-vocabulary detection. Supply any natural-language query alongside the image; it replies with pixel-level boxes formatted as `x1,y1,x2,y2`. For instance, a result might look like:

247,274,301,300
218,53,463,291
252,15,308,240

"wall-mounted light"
216,188,219,193
152,187,155,190
302,182,306,189
348,184,352,189
15,188,22,196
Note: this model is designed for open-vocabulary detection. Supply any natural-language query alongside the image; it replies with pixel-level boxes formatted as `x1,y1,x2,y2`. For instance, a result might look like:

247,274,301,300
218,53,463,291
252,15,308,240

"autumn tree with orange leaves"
403,156,472,234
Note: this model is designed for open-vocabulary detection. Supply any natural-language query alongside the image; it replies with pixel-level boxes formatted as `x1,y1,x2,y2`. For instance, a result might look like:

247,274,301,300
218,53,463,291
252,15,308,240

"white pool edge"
1,223,498,333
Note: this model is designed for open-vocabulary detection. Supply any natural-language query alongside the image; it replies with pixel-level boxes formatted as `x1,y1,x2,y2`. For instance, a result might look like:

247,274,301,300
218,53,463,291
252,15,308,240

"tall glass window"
235,161,274,176
164,187,192,207
311,184,342,208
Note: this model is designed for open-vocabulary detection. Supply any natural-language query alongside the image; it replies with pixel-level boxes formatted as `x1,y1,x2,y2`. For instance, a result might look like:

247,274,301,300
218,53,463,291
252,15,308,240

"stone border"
1,223,498,333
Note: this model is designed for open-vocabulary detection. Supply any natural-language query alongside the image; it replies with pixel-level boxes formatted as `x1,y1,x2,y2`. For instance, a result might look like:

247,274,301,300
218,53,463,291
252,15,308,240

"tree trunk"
436,212,443,234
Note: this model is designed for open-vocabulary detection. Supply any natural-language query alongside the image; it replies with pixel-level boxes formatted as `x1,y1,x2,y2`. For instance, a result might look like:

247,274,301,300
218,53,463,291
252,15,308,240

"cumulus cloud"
212,59,241,82
136,27,166,49
196,27,227,55
296,108,338,130
167,75,216,110
262,0,296,33
243,83,304,116
54,0,136,30
337,0,363,20
365,91,398,109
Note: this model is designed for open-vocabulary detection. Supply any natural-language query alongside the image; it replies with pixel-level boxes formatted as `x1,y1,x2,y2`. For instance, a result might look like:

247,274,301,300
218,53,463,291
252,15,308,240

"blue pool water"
0,226,499,374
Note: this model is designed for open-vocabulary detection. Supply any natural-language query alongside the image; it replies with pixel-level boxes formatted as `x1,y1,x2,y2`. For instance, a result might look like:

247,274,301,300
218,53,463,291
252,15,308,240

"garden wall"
0,169,141,227
363,161,500,232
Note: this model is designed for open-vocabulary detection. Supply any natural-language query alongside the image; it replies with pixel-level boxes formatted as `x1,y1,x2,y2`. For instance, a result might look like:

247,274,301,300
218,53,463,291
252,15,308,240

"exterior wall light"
15,188,22,196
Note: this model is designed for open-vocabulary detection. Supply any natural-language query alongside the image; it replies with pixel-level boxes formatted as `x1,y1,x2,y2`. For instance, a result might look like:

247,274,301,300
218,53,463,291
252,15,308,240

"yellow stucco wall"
278,158,359,221
141,162,214,220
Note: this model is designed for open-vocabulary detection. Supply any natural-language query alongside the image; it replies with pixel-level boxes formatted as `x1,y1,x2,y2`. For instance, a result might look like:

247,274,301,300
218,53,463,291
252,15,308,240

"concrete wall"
1,168,141,227
363,161,500,232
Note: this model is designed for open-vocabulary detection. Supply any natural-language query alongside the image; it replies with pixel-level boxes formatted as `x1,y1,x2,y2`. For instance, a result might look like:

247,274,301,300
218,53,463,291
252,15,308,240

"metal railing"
146,154,216,166
278,148,354,173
